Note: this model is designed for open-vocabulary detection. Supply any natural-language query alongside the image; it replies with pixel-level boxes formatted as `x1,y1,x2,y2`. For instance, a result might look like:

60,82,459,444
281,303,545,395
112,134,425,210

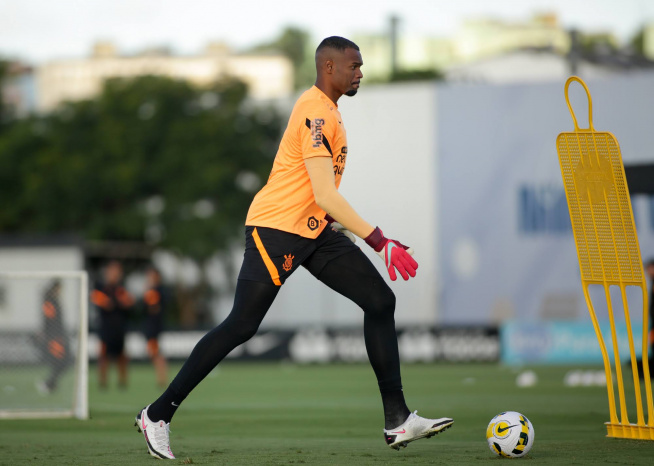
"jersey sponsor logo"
310,118,325,148
334,147,347,176
336,147,347,164
282,254,295,272
307,216,320,231
305,118,333,155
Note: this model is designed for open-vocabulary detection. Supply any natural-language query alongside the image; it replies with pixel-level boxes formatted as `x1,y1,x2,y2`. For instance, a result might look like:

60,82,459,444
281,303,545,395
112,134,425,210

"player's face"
335,48,363,97
146,269,160,286
106,262,123,285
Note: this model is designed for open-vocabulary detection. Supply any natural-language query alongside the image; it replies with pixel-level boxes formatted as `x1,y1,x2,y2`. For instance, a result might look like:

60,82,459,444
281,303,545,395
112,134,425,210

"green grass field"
1,362,652,465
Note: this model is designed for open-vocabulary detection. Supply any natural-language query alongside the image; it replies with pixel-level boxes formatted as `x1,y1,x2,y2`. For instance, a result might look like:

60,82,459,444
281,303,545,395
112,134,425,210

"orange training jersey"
245,86,348,238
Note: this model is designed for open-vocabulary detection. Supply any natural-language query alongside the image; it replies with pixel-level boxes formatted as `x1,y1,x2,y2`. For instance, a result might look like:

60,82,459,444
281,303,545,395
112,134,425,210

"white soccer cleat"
135,405,175,460
384,411,453,450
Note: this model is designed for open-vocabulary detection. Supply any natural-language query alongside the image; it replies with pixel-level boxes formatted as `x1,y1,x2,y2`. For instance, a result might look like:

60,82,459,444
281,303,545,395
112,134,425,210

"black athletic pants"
148,248,407,426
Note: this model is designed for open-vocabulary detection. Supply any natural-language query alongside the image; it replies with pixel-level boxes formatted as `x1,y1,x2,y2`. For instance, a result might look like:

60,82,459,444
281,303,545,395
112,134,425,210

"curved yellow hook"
564,76,594,132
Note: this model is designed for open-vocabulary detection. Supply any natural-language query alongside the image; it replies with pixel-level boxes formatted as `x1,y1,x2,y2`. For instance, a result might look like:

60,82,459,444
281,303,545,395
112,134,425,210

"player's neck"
314,80,341,105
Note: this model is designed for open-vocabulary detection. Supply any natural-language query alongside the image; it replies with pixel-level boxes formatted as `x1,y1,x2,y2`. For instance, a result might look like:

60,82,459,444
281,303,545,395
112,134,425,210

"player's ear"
325,59,334,74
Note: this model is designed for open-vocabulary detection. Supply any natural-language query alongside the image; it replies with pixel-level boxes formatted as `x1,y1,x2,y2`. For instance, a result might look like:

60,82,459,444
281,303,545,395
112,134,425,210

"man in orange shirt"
136,36,452,460
92,261,134,389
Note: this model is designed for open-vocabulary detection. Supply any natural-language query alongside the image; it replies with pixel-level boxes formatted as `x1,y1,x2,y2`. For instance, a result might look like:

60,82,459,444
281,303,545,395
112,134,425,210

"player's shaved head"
314,36,363,102
315,36,360,67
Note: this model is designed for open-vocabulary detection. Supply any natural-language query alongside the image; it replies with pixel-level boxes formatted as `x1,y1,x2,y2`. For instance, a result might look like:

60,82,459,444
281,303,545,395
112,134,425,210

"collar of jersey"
311,85,339,109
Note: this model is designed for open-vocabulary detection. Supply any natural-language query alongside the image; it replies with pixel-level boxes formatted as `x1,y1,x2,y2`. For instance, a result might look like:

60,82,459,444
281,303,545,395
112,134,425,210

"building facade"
36,42,293,112
353,14,584,81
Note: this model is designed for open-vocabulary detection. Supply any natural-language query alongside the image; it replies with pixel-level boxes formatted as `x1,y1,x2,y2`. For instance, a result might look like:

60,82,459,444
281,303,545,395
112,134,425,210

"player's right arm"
304,156,418,281
91,289,113,311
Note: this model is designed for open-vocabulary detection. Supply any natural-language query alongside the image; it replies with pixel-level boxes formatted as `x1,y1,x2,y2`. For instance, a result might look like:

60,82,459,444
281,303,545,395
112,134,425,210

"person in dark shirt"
91,261,134,389
37,279,71,394
646,259,654,370
142,266,168,387
635,258,654,379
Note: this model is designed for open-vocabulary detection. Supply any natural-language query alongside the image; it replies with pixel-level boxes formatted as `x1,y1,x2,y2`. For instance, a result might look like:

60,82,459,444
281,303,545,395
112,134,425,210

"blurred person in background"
646,259,654,369
636,258,654,379
91,260,134,389
135,36,451,460
36,279,71,394
141,266,168,388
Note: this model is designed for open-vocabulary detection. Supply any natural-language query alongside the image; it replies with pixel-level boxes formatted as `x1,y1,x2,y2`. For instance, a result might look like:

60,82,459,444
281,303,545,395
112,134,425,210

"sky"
1,0,653,64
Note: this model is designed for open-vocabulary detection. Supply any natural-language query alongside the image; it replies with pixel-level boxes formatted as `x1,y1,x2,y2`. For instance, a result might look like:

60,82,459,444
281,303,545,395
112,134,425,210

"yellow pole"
641,287,654,432
620,285,645,426
582,286,618,425
603,284,629,431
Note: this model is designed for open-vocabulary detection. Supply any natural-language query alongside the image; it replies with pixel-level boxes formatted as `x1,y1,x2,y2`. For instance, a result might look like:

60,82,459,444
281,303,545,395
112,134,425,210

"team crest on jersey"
282,254,295,272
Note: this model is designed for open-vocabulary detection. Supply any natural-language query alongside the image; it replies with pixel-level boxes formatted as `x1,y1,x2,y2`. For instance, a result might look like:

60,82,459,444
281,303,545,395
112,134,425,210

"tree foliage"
390,68,444,82
0,75,282,261
0,59,9,129
250,26,315,89
630,28,646,57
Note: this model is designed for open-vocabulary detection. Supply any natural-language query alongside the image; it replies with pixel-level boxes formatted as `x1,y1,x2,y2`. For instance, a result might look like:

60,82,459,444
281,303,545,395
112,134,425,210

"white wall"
437,72,654,324
0,246,83,273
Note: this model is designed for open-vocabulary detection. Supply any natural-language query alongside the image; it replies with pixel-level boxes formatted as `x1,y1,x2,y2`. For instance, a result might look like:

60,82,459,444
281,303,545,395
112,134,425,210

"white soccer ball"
486,411,535,458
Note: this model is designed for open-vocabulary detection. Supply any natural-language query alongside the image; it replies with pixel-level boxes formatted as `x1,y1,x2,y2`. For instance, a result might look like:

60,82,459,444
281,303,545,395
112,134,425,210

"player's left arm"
304,157,418,281
304,156,373,239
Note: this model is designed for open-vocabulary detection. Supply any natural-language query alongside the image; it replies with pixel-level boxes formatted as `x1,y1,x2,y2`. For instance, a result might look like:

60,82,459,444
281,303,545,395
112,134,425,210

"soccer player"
642,259,654,377
136,36,453,460
36,279,71,394
141,266,168,387
91,260,134,389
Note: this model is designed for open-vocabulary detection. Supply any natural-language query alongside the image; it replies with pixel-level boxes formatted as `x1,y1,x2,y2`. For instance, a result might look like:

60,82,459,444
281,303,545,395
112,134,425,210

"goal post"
0,271,88,420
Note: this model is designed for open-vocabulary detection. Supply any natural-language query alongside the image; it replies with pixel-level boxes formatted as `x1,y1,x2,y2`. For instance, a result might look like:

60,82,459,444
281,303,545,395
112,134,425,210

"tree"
390,68,443,83
579,32,619,56
0,59,9,130
250,26,314,89
0,75,282,326
630,28,646,57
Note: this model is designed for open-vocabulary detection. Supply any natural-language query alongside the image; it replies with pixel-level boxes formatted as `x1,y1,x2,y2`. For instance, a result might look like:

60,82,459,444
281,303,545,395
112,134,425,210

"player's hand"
364,227,418,281
325,214,356,243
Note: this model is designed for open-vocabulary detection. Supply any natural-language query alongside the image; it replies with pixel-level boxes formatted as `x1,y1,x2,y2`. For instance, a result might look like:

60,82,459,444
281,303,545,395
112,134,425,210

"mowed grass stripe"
0,363,652,465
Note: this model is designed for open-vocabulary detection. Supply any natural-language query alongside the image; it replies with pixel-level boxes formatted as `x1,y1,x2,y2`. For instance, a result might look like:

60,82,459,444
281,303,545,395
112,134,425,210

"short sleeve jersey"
246,86,348,238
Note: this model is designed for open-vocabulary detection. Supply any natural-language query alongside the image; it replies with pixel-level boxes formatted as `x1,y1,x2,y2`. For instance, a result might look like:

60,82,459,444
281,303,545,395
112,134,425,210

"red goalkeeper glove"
364,227,418,281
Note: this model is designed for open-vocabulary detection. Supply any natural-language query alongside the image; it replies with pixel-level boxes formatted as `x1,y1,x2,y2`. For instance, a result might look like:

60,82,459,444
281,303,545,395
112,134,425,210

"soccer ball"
486,411,534,458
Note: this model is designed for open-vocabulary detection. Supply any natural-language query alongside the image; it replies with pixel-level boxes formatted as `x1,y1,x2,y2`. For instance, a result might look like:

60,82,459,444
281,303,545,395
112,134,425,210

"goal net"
0,271,88,419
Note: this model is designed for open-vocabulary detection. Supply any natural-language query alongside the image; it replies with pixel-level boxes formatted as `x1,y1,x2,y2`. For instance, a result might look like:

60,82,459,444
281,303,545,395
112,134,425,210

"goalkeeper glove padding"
364,227,418,281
